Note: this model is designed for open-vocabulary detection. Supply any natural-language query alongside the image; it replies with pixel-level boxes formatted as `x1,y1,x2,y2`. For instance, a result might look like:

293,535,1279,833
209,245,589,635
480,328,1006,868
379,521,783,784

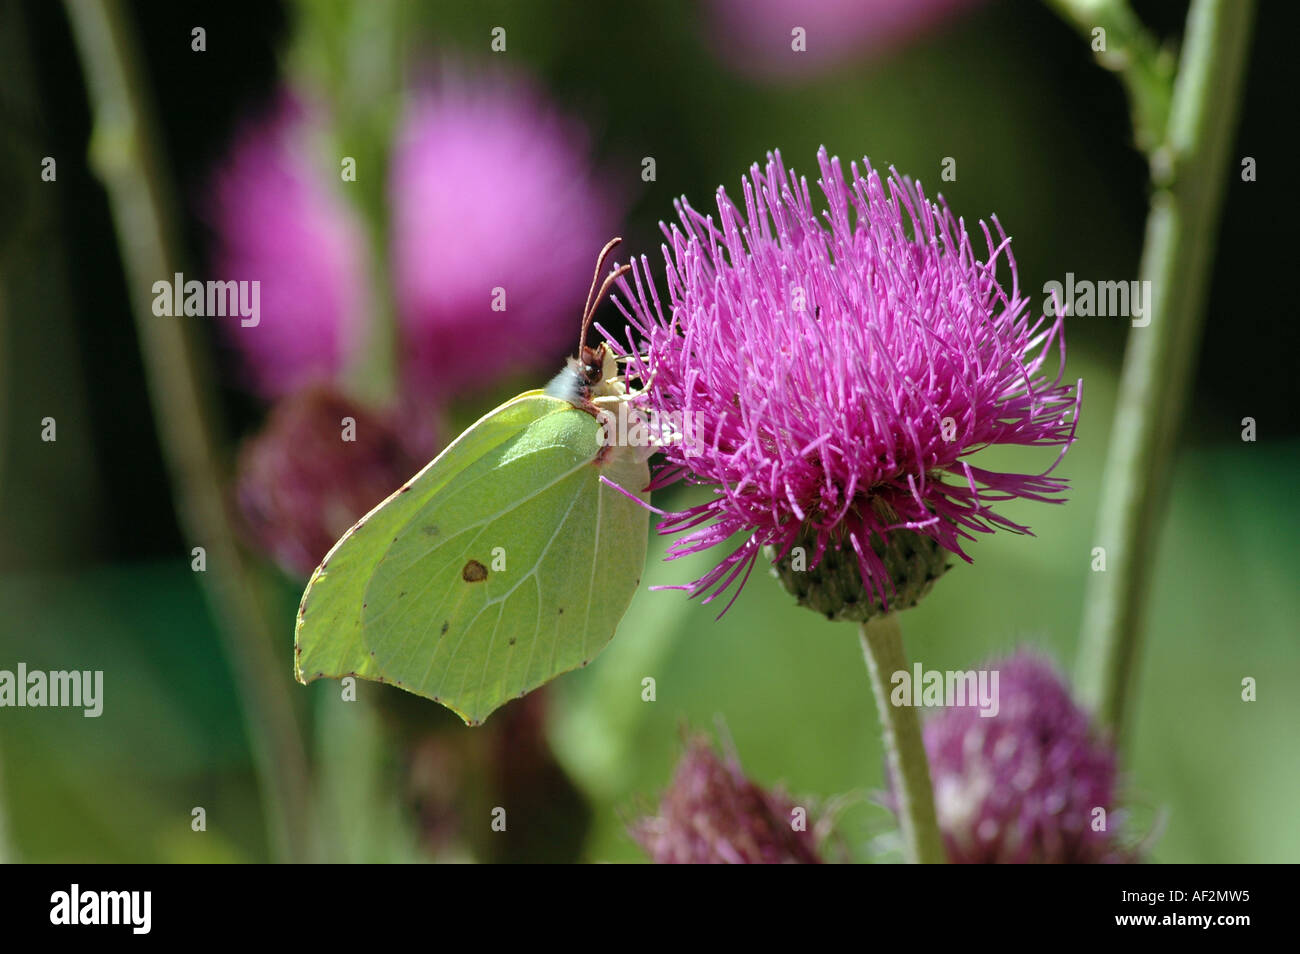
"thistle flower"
631,737,821,864
206,92,368,400
612,147,1080,615
390,72,620,400
919,651,1131,863
234,386,419,577
706,0,984,79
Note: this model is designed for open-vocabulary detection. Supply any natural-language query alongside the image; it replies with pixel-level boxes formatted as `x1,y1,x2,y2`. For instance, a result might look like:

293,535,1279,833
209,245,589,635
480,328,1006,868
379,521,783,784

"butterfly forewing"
294,392,649,725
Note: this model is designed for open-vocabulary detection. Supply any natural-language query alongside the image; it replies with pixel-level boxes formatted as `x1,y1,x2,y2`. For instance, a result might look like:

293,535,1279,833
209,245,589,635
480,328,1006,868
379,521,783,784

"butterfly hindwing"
294,391,649,725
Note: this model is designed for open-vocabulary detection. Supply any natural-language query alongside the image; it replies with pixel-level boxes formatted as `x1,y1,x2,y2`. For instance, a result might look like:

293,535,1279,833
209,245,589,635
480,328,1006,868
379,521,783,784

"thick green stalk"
63,0,316,861
1074,0,1255,735
859,615,947,864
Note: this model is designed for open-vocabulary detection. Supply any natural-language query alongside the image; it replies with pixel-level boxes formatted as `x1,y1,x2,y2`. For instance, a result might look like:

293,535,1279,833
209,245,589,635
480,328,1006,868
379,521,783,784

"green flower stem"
1046,0,1175,156
286,1,411,406
1074,0,1256,736
63,0,316,862
859,614,946,864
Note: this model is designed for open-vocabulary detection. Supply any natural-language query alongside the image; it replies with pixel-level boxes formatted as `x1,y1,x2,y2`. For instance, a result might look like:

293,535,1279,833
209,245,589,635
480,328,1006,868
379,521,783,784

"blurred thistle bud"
631,736,822,864
913,650,1135,863
389,69,622,401
705,0,984,80
235,385,420,577
205,91,369,400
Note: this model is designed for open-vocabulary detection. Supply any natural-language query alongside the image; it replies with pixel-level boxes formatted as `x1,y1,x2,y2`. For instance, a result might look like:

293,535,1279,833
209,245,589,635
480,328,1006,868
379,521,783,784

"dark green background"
1,0,1295,862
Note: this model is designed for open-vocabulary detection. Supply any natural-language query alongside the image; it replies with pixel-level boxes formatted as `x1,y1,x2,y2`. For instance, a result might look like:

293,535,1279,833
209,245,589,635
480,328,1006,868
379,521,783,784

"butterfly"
294,239,651,725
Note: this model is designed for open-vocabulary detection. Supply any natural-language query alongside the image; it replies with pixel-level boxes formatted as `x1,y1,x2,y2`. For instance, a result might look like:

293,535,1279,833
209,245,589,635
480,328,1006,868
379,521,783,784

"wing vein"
581,477,606,663
440,475,587,711
355,432,595,683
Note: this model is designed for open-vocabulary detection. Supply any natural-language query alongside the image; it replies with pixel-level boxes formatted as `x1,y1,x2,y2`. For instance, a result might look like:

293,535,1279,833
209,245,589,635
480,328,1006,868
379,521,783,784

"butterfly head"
576,344,606,386
546,342,622,406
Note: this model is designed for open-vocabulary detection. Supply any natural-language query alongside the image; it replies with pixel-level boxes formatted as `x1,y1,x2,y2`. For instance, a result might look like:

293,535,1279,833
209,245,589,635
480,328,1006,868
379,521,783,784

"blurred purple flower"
389,72,621,400
919,651,1132,863
706,0,983,79
613,148,1080,610
206,92,368,400
631,736,822,864
235,385,419,577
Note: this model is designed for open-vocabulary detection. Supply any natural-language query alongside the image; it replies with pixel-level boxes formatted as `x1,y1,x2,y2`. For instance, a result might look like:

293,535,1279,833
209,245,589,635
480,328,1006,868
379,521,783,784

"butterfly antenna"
580,237,625,352
580,263,632,353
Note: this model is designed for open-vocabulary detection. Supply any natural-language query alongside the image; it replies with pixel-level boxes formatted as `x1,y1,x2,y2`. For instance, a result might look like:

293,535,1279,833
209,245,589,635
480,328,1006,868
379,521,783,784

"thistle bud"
235,386,421,577
631,737,821,864
914,651,1136,863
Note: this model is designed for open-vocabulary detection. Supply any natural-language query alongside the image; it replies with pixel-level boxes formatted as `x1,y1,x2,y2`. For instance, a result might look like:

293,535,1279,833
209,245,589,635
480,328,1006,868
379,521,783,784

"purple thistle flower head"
612,147,1080,613
206,92,368,400
919,650,1131,863
390,71,622,400
631,736,822,864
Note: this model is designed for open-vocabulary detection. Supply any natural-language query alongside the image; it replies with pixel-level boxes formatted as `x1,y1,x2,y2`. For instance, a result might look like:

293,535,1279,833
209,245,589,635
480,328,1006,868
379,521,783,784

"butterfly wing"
294,391,650,725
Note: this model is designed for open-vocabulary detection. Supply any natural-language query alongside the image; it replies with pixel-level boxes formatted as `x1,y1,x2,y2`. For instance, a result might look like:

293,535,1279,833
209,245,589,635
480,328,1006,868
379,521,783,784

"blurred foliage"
1,0,1295,863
